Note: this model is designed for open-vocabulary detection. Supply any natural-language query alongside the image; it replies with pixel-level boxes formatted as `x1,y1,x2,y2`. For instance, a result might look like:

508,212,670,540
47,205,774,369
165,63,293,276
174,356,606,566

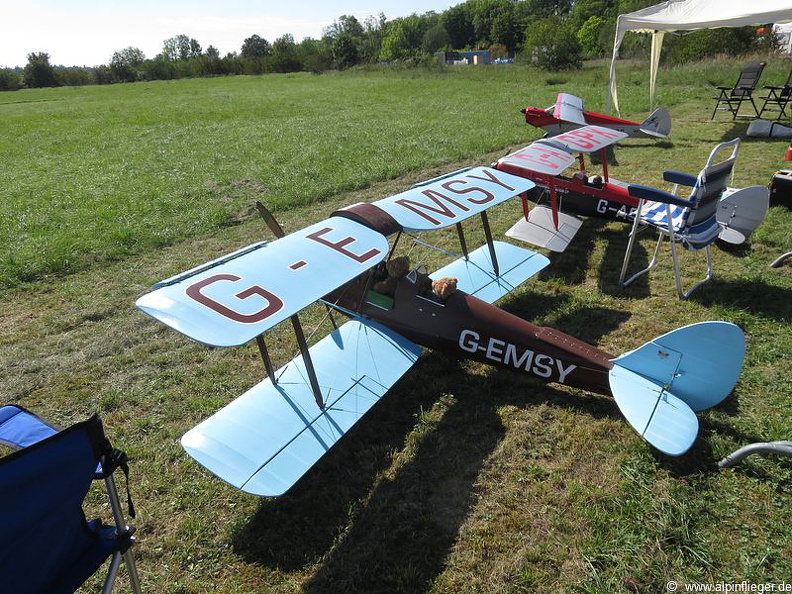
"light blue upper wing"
372,166,534,231
136,217,389,347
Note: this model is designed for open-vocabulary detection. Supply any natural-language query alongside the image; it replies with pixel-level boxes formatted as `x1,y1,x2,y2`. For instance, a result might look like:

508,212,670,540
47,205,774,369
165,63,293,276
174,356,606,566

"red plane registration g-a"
493,120,769,253
136,165,746,496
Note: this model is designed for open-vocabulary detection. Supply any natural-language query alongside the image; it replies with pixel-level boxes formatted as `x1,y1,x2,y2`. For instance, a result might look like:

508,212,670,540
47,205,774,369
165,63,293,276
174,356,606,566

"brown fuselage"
328,202,616,397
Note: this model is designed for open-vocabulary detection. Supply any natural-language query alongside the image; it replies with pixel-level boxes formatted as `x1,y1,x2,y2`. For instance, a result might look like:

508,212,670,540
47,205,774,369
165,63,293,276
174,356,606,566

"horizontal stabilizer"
372,166,534,231
717,186,770,245
181,319,422,496
611,321,744,412
430,241,549,304
609,365,698,456
505,205,583,252
136,217,388,347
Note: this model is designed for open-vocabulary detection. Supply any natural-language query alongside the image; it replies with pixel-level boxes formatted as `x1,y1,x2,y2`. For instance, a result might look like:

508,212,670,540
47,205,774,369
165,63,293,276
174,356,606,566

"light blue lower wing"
181,319,422,496
430,241,549,304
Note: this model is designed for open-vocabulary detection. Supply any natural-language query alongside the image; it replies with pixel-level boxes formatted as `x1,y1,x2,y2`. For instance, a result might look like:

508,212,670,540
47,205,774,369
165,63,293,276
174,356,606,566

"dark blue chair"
0,405,141,594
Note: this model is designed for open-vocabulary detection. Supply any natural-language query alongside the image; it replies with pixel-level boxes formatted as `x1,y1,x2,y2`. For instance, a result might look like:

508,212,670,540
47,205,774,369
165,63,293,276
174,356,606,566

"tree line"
0,0,776,91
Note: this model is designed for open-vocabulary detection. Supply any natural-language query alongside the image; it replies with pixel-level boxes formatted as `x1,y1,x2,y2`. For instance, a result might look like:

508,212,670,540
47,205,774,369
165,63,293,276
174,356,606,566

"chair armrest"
716,86,731,90
763,85,784,90
627,184,694,207
0,405,58,450
663,170,697,187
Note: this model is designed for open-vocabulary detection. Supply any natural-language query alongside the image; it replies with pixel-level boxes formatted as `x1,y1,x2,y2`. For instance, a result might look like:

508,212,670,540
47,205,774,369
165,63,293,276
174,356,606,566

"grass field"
2,58,792,593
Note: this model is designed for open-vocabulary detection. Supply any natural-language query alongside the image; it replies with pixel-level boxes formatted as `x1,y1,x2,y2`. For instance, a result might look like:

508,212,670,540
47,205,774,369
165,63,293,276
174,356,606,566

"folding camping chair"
618,138,740,300
759,65,792,120
711,61,766,119
0,405,141,594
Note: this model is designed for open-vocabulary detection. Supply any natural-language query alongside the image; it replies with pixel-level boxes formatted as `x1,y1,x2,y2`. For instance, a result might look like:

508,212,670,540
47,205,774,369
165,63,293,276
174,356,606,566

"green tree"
0,69,23,91
571,0,615,26
361,13,388,62
422,23,451,54
333,32,360,69
298,38,332,73
577,16,608,56
270,34,301,72
23,52,58,88
442,3,475,48
325,14,365,39
163,35,202,61
110,47,145,82
524,17,583,70
241,34,271,58
490,8,523,49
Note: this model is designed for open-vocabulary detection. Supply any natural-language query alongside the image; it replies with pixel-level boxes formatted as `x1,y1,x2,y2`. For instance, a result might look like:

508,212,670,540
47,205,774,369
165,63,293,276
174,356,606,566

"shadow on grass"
611,140,675,151
691,279,792,322
231,306,631,590
229,352,465,573
655,414,779,477
538,219,608,286
715,238,754,258
597,226,652,298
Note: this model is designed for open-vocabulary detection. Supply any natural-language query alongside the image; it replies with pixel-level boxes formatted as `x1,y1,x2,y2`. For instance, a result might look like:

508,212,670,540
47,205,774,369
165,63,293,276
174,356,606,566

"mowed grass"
1,58,791,593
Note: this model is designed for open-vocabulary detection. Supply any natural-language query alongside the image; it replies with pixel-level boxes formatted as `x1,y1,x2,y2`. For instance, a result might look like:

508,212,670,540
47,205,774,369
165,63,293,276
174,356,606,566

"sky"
0,0,456,69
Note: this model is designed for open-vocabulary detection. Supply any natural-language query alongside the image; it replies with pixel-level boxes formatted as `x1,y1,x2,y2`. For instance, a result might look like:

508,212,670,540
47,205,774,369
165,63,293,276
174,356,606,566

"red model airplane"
493,126,768,252
136,165,745,496
523,92,672,139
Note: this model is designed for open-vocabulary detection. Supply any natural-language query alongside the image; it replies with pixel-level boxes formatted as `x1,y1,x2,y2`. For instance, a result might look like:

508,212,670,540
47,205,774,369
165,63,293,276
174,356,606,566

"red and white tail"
640,107,672,138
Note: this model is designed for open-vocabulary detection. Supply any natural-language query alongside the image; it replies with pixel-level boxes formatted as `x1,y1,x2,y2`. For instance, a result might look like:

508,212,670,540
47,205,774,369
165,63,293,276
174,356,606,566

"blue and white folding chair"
618,138,740,300
0,405,141,594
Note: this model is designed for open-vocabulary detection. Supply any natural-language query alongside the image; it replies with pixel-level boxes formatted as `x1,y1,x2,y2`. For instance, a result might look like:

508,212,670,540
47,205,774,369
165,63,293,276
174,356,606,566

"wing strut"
256,335,277,384
480,211,499,276
290,315,324,409
455,223,469,258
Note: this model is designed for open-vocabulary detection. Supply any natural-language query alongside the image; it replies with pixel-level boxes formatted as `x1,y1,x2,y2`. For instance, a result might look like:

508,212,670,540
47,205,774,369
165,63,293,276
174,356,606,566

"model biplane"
523,92,672,139
136,166,745,496
494,127,769,252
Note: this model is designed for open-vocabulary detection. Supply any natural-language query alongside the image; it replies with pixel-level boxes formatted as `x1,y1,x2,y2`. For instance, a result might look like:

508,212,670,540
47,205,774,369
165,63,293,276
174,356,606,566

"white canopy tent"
608,0,792,114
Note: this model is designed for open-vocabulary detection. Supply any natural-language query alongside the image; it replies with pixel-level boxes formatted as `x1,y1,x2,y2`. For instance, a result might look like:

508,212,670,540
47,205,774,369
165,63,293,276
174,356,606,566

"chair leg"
711,90,729,120
620,226,664,289
672,244,714,300
749,96,759,118
104,473,142,594
619,198,645,288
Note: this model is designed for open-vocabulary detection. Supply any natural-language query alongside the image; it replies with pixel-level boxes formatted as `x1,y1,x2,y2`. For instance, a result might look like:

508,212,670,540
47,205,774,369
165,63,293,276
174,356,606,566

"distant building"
435,50,492,65
435,50,515,65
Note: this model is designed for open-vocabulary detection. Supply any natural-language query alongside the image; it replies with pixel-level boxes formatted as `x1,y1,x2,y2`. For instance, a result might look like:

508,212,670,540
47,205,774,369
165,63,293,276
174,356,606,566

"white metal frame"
618,139,740,300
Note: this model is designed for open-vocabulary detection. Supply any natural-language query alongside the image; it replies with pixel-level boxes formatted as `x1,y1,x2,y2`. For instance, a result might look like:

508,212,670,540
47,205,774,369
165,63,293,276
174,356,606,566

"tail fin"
609,322,745,455
640,107,672,138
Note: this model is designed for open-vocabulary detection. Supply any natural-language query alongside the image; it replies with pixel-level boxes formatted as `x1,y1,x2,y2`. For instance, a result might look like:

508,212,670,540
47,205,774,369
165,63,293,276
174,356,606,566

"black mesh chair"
759,65,792,120
711,61,766,120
